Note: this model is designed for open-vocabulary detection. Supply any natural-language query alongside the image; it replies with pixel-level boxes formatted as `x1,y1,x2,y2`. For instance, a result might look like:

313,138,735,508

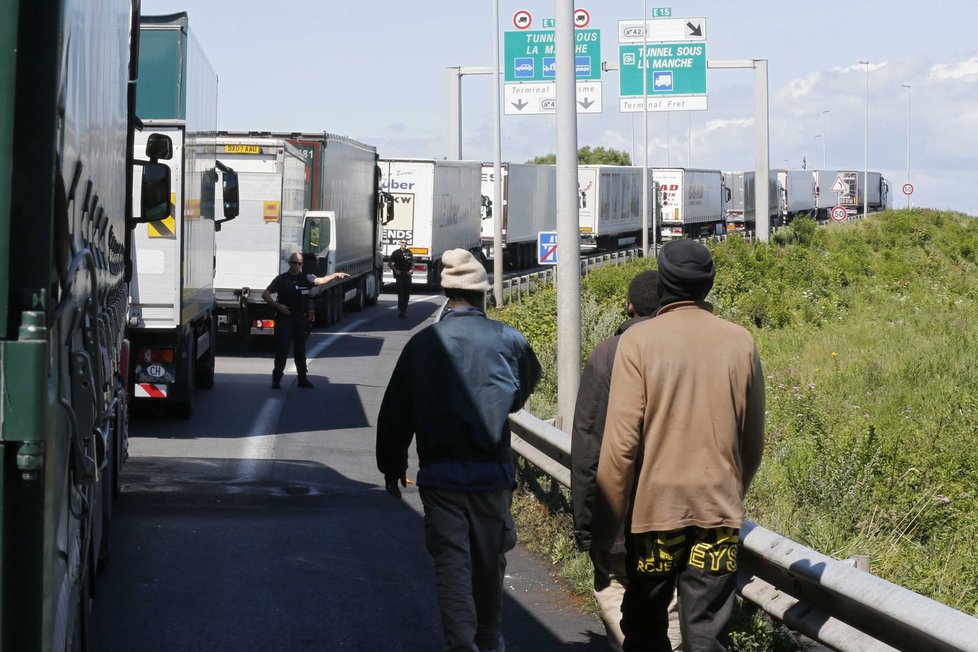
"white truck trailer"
577,165,645,250
654,168,726,240
722,171,779,233
834,170,889,215
380,159,483,286
129,13,239,417
778,169,817,224
812,169,841,219
481,163,557,269
212,135,307,342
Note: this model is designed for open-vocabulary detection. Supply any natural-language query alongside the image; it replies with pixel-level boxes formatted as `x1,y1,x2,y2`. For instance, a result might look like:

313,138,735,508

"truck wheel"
365,271,380,305
348,278,366,312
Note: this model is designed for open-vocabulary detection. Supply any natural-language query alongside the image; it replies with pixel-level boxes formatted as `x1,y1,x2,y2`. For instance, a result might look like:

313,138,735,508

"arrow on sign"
511,99,529,111
686,21,703,36
578,97,595,109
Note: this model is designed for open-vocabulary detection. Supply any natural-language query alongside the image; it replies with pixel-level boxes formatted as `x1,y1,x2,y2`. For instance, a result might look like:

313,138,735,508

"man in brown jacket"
594,240,765,651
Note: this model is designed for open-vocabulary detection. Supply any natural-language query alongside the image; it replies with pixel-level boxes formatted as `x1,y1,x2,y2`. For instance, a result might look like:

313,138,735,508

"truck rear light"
136,347,175,364
252,319,276,330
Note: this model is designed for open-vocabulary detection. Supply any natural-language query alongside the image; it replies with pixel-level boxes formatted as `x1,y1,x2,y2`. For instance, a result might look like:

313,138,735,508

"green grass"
496,209,978,623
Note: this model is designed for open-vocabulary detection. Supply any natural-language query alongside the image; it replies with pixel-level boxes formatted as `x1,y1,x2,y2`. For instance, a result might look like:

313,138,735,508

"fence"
507,409,978,652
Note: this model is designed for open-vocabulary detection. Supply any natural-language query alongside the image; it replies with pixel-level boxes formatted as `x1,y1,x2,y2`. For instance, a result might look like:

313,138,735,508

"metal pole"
492,1,503,306
814,135,821,171
554,0,580,432
446,67,462,160
641,0,649,256
821,109,829,169
754,59,770,242
687,111,691,166
859,60,869,219
903,82,911,209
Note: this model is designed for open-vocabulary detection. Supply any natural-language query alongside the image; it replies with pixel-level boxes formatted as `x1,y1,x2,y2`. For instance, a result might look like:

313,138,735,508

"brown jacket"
593,301,765,549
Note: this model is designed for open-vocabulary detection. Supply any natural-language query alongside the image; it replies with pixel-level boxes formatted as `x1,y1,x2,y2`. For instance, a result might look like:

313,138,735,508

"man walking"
377,248,541,652
262,253,348,389
571,270,680,652
594,240,765,651
389,238,414,317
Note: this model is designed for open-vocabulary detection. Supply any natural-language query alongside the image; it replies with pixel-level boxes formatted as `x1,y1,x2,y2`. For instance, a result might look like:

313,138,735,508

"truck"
833,170,889,215
722,171,779,234
267,132,385,315
778,169,817,224
379,159,483,286
128,13,239,417
481,163,557,269
577,165,646,250
654,168,726,240
812,169,841,219
210,135,310,342
0,0,153,647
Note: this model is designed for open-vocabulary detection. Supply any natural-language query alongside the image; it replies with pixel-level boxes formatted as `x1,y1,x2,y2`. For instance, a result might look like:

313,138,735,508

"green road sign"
618,42,706,97
504,29,601,82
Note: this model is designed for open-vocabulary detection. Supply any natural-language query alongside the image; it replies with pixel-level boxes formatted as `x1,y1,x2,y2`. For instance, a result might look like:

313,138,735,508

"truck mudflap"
135,383,168,398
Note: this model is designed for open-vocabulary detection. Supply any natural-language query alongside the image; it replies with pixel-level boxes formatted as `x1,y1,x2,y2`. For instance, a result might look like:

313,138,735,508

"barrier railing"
507,409,978,652
496,248,644,306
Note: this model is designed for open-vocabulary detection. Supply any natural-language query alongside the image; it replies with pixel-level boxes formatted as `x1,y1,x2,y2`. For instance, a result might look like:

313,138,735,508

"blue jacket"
376,307,541,490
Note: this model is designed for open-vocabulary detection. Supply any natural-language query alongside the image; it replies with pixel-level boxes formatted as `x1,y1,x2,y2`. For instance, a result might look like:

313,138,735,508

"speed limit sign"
902,183,914,196
831,205,848,222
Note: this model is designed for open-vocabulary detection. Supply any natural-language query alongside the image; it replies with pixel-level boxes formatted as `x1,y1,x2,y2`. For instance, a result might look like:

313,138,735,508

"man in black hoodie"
571,270,681,651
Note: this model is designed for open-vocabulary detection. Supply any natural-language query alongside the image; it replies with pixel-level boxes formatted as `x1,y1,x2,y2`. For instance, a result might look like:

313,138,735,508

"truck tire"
365,270,380,305
348,278,366,312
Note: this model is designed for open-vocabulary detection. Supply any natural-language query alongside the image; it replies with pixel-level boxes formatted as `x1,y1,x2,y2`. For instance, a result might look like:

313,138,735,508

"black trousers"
395,274,411,314
272,313,309,380
621,527,739,652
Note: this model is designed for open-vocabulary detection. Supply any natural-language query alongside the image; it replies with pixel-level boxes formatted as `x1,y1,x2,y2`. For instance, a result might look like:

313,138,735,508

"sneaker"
297,377,314,389
271,379,281,390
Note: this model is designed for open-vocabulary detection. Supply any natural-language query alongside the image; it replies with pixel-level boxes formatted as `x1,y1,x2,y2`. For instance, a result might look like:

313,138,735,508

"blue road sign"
538,231,558,265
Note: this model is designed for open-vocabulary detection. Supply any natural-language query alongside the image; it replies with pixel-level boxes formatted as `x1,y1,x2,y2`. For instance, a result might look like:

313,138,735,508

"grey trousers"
419,486,517,652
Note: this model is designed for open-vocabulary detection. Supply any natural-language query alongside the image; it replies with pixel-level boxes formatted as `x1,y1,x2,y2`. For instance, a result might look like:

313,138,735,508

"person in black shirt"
388,239,414,318
262,253,348,389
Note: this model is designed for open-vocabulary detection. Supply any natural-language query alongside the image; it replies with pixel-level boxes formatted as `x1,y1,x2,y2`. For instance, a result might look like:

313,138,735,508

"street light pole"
903,83,911,209
858,61,869,219
821,109,829,169
814,135,822,170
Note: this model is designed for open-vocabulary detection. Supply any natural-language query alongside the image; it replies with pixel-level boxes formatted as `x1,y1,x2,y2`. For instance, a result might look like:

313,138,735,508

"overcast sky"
140,1,978,214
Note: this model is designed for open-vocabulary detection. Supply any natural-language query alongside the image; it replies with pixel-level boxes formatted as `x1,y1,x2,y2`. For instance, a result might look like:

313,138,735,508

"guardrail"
495,248,644,306
507,409,978,652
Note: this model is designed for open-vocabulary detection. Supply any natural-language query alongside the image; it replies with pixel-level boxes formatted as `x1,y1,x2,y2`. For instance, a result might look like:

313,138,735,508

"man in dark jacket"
377,248,541,652
571,270,680,651
388,239,414,317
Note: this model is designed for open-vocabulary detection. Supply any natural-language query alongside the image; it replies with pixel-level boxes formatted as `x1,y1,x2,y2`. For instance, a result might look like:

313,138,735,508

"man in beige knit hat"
377,248,541,652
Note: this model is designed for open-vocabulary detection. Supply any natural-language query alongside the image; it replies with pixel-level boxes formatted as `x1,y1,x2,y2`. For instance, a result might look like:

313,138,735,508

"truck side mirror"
214,162,239,228
139,162,171,222
222,168,239,219
146,133,173,160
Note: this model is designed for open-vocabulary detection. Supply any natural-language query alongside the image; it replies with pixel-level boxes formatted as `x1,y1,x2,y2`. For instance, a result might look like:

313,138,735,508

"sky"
140,0,978,215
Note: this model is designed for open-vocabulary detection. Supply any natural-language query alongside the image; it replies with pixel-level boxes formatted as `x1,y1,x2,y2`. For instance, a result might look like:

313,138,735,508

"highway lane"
90,291,607,651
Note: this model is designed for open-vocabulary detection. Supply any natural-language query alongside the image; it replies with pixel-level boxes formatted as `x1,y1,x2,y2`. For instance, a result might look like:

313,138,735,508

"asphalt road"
90,289,607,652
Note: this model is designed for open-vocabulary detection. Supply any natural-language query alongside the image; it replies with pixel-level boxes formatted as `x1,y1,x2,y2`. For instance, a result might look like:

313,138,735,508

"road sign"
831,205,848,222
830,175,847,192
902,183,914,195
538,231,558,265
618,17,706,43
618,41,706,111
574,8,591,28
505,81,602,115
505,29,601,82
513,10,532,29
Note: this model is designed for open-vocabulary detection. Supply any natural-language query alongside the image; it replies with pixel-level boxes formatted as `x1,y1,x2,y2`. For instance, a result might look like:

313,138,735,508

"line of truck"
124,11,892,418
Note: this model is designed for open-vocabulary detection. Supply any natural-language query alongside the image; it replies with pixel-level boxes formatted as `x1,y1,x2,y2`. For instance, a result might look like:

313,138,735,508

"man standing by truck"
389,239,414,318
262,253,348,389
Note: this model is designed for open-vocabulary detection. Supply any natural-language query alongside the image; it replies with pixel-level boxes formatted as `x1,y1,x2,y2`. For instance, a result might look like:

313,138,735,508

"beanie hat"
627,270,660,316
656,240,715,306
440,249,489,292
